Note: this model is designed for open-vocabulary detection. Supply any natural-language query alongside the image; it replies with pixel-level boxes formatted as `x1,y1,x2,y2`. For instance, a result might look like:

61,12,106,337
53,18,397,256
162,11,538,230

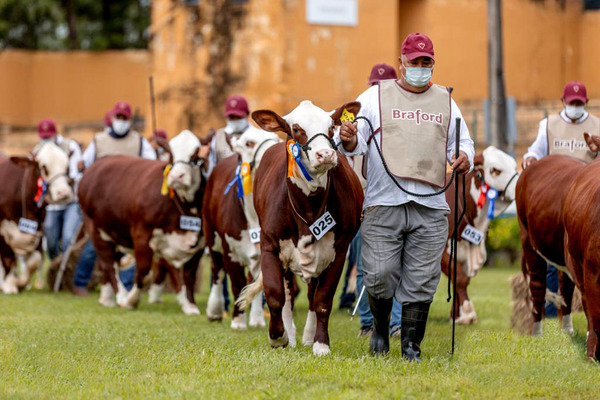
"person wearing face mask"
521,81,599,318
198,95,251,178
33,119,83,265
74,101,156,296
338,33,474,361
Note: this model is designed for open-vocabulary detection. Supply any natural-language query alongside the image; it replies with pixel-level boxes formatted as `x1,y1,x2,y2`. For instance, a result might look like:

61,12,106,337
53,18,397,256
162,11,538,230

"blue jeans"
354,229,402,332
73,241,134,291
545,265,559,318
44,202,82,260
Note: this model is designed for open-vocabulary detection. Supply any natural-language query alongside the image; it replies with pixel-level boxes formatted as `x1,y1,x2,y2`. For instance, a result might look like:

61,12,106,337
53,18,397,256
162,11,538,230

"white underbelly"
279,232,336,281
0,220,41,255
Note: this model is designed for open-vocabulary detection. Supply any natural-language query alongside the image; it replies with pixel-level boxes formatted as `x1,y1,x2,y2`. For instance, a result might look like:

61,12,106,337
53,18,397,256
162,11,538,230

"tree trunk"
62,0,78,49
488,0,508,151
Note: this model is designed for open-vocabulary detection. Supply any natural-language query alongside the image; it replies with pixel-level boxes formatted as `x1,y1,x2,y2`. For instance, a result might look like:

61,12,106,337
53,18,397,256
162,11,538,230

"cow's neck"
469,177,511,229
287,174,330,226
242,190,259,230
288,168,329,197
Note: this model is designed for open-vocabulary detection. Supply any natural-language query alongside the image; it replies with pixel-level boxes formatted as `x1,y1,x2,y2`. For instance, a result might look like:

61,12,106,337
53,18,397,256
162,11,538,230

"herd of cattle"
1,100,599,360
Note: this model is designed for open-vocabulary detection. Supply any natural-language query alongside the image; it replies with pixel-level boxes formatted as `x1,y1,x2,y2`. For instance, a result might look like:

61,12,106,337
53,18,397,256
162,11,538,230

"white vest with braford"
547,113,599,163
378,80,451,188
94,130,142,160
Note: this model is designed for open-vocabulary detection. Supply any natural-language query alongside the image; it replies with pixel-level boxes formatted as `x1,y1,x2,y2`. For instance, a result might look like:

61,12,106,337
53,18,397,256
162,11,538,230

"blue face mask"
402,62,433,88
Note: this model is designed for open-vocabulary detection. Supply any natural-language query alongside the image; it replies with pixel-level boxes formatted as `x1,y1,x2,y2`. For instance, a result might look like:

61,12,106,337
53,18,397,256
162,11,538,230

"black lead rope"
353,115,466,356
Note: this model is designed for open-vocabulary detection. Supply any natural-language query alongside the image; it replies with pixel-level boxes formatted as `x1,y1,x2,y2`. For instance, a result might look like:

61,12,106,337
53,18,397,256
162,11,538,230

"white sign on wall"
306,0,358,27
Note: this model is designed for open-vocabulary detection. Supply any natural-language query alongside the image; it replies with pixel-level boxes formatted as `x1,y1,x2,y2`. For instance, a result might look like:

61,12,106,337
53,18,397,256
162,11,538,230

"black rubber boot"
367,293,393,355
401,302,431,363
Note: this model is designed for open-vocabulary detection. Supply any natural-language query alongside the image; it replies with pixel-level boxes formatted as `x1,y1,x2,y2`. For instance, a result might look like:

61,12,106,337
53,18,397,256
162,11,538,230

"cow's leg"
282,270,297,347
311,252,346,356
182,250,202,310
558,271,575,335
123,236,153,309
262,249,288,348
206,250,226,321
581,259,600,361
249,290,266,328
0,249,18,294
303,279,317,346
16,250,43,289
225,256,249,330
148,259,168,304
521,235,546,336
162,261,199,315
88,228,119,307
442,251,476,324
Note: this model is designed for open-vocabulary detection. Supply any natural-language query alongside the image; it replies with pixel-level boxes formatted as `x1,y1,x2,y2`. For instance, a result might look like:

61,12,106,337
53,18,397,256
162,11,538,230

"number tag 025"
309,211,336,240
249,228,261,244
180,216,202,232
18,218,39,234
460,224,484,245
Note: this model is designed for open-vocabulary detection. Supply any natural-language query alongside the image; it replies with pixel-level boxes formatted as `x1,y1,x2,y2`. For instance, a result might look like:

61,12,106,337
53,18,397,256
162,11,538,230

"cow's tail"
236,273,263,311
510,256,534,334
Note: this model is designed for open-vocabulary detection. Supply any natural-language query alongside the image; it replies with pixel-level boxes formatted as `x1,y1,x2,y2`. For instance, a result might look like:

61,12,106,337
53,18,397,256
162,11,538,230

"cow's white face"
481,146,518,201
232,127,281,171
168,130,202,201
35,142,73,204
284,101,338,175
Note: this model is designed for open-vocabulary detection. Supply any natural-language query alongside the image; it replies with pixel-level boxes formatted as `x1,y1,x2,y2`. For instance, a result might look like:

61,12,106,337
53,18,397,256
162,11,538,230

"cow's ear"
331,101,362,126
584,132,600,153
474,154,484,167
10,156,37,169
252,110,291,134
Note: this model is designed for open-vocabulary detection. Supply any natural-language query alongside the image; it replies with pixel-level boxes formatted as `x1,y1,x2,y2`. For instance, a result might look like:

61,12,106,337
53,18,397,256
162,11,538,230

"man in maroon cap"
33,118,83,266
368,63,398,86
74,101,156,296
521,81,599,319
199,95,251,177
338,33,474,361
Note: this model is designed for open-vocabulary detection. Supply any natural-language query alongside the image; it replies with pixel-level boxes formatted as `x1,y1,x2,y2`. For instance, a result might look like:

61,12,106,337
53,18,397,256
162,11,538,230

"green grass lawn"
1,262,597,399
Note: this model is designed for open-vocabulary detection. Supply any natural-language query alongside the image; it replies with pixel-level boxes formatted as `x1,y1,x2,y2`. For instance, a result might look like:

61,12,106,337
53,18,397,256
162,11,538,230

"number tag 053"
180,216,202,232
460,224,484,245
309,211,336,240
18,218,39,235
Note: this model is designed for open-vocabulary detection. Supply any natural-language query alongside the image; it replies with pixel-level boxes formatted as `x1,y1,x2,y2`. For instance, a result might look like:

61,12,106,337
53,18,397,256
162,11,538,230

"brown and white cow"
563,158,600,360
442,146,518,324
237,100,364,356
516,155,586,336
204,128,281,329
0,143,73,293
78,130,206,314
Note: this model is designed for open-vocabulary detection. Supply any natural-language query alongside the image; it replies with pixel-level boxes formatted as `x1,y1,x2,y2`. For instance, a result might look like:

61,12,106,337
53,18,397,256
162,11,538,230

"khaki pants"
361,202,448,304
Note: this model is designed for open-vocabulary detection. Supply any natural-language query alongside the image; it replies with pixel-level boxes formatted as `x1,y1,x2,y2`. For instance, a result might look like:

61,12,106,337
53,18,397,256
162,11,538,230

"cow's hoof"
181,303,200,315
531,321,543,337
98,284,115,307
561,314,574,335
454,300,478,325
2,275,19,294
148,283,164,304
231,313,247,330
269,331,289,348
121,287,141,310
313,342,330,356
206,313,223,322
99,297,116,308
303,311,317,346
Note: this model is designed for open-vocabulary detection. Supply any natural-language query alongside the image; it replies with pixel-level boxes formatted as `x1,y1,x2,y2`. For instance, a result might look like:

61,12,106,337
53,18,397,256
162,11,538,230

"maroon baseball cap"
401,33,435,61
113,101,132,119
224,95,249,118
38,118,57,139
562,81,587,103
104,110,114,127
368,63,398,85
155,129,167,140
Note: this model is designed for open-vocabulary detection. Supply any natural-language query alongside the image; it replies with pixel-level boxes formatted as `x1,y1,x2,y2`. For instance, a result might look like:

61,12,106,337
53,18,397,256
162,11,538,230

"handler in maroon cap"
338,33,474,361
199,95,251,177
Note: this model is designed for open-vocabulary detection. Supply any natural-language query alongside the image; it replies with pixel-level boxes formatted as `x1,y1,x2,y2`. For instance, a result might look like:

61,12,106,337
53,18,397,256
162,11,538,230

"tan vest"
547,113,600,163
379,80,450,187
214,128,241,163
94,130,142,160
33,137,73,156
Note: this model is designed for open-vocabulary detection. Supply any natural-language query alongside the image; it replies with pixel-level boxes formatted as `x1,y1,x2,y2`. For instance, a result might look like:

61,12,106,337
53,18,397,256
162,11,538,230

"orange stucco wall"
0,50,150,127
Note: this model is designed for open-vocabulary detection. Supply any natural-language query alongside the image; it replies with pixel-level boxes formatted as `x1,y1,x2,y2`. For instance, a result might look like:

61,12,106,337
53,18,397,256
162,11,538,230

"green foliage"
1,263,598,399
0,0,150,50
486,217,521,253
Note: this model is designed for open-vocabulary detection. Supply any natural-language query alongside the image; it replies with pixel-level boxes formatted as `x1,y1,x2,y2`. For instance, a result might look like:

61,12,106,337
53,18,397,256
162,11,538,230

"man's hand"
584,132,600,153
522,156,536,170
451,151,470,175
339,121,358,152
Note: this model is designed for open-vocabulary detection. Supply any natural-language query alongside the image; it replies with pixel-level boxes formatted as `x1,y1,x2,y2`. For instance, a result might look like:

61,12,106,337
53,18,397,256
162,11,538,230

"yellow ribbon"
240,162,252,195
161,164,172,196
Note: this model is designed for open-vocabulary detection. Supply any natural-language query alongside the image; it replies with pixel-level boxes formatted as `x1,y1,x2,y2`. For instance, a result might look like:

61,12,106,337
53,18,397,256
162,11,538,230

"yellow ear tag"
340,108,355,123
161,164,172,196
240,162,252,195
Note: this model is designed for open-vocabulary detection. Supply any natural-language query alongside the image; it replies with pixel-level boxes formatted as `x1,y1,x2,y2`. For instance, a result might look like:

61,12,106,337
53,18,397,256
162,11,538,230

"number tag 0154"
18,218,39,234
460,224,484,245
249,228,261,244
180,216,202,232
309,211,336,240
